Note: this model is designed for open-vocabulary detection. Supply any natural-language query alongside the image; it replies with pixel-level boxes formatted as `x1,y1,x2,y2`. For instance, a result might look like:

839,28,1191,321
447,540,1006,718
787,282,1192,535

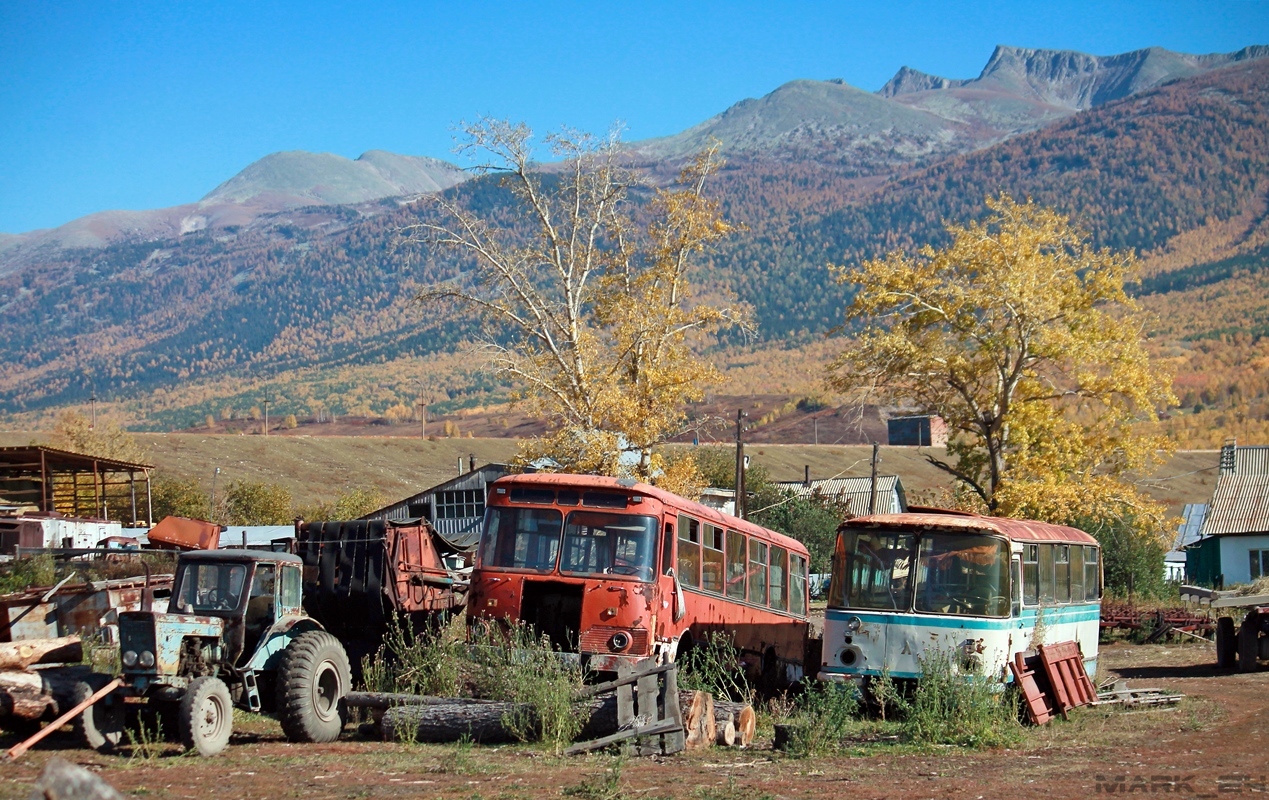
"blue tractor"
77,550,351,756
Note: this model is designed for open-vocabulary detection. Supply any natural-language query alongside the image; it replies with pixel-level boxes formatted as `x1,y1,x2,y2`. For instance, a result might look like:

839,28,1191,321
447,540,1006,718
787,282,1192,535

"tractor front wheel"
72,676,125,752
276,630,350,743
178,676,233,756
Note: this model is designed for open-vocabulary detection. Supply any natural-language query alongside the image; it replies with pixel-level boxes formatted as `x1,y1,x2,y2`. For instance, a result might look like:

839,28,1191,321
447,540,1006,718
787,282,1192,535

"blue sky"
2,1,1266,234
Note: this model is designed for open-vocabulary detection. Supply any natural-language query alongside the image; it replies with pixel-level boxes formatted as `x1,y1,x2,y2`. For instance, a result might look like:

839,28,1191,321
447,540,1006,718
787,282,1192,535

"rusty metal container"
146,516,222,551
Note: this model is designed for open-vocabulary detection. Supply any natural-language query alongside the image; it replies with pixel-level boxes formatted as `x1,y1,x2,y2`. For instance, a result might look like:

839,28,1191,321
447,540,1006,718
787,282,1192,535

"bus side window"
1084,546,1101,599
725,530,747,601
1070,545,1085,602
1038,544,1055,604
1055,545,1071,604
1022,545,1038,606
748,540,768,606
661,522,675,576
769,546,788,611
701,525,724,594
789,553,807,617
1011,555,1022,617
677,515,701,588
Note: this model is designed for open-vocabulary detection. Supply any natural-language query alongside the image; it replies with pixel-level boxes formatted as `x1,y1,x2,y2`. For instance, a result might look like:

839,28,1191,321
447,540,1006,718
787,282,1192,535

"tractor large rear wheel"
178,676,233,756
276,630,350,743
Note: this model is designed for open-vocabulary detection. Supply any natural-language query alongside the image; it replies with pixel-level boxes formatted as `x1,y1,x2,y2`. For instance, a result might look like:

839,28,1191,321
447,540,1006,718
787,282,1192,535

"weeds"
0,554,56,595
362,614,465,698
431,734,482,774
561,755,624,800
867,667,904,722
677,631,751,702
126,717,167,765
902,649,1021,749
781,680,858,758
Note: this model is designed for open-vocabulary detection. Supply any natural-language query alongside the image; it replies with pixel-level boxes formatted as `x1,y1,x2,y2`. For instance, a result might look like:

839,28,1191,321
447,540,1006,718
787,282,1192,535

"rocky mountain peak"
877,65,965,97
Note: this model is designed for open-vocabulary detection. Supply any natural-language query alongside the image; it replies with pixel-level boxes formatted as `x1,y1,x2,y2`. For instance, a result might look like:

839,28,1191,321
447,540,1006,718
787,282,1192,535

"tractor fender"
243,615,327,672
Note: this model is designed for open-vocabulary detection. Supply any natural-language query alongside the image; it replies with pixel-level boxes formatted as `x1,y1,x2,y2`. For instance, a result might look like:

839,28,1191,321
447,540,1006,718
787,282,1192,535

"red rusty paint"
470,474,810,680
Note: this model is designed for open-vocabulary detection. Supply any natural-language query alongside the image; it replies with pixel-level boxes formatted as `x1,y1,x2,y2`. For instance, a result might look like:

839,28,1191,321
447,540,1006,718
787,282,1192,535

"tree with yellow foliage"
828,195,1176,587
406,120,745,493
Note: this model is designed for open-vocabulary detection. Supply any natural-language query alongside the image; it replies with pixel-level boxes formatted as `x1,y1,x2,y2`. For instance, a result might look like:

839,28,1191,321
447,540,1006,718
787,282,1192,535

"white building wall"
1219,534,1269,585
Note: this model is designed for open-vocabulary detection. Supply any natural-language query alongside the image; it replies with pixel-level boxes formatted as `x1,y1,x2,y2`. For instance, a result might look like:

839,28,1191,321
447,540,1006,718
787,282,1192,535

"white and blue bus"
818,507,1101,685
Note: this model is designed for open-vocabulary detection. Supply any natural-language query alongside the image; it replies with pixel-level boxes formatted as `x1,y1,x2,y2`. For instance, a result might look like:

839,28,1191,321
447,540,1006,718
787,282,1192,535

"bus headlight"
838,646,863,667
122,650,138,668
845,616,861,633
610,631,632,651
138,651,155,668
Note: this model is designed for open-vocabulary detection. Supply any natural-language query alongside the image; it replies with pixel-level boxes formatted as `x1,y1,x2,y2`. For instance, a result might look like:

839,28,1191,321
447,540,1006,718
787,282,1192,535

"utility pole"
210,467,221,523
869,443,880,515
262,398,270,436
418,396,426,440
734,409,748,519
89,395,97,431
813,418,818,446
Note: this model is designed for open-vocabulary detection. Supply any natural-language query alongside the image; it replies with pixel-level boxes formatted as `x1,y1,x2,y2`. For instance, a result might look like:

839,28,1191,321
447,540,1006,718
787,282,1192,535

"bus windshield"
559,512,658,581
913,533,1011,618
827,529,915,611
829,528,1012,617
480,506,563,572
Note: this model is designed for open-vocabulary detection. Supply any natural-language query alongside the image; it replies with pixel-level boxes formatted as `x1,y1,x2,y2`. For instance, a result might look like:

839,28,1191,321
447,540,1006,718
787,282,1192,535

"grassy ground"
2,640,1261,800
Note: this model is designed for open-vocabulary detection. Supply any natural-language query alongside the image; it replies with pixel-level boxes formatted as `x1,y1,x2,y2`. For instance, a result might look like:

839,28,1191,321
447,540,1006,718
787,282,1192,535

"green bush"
677,630,751,702
0,554,56,595
781,680,859,758
902,649,1021,748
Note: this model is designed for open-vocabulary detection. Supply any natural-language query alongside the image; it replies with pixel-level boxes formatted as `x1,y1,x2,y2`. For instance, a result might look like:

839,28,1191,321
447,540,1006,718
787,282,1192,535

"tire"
276,630,350,743
1215,617,1237,669
1238,620,1260,673
178,676,233,757
72,677,125,752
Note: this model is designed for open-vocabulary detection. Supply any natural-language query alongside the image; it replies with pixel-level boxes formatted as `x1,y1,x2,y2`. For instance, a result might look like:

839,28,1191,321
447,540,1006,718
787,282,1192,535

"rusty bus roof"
492,473,810,556
842,508,1098,545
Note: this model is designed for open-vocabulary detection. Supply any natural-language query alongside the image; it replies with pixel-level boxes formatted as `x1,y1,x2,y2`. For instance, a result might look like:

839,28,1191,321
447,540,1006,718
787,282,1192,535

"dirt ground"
2,641,1263,800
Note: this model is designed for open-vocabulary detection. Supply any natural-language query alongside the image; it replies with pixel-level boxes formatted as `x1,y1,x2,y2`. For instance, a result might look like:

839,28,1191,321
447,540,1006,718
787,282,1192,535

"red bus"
467,473,811,685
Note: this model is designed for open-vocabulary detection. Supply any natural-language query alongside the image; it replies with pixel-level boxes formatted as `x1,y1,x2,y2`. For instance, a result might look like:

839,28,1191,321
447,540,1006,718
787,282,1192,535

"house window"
435,489,485,520
1251,550,1269,580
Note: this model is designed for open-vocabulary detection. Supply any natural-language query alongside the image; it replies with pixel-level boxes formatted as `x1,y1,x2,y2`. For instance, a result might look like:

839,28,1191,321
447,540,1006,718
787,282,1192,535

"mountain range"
1,43,1267,440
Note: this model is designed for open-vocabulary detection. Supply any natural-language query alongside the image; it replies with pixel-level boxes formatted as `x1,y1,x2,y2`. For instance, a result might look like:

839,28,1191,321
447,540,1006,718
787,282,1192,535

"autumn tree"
827,195,1176,589
48,410,148,464
224,480,293,526
406,120,745,490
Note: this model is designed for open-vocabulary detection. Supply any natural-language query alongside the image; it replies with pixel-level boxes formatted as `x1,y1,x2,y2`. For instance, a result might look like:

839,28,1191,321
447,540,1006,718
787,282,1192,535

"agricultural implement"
9,549,351,759
1181,585,1268,672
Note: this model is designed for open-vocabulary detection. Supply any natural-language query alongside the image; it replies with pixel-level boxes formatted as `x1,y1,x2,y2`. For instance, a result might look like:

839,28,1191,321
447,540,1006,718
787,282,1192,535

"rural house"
1186,441,1269,587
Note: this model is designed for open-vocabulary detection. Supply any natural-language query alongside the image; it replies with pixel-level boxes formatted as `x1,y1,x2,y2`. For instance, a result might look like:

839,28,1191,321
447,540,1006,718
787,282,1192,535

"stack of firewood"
0,636,86,728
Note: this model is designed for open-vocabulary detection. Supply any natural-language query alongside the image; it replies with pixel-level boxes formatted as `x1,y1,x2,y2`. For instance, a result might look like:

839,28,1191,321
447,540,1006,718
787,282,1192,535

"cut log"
0,637,82,671
715,713,737,747
681,690,715,750
344,691,500,710
0,665,93,721
381,700,532,743
713,701,755,747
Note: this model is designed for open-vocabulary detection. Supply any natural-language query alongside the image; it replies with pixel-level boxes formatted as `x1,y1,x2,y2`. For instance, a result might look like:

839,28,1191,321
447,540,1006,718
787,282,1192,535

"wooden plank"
573,662,676,699
563,719,683,756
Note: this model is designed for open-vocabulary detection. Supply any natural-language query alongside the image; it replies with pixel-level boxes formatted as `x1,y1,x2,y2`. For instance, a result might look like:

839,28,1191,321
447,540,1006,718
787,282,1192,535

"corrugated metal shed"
1201,474,1269,536
361,463,510,550
1219,442,1269,476
774,476,907,515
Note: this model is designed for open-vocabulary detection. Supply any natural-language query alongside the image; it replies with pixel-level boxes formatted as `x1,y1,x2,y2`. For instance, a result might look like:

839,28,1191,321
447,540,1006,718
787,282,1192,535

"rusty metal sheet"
845,512,1098,545
1038,641,1097,716
147,516,221,550
1010,650,1058,725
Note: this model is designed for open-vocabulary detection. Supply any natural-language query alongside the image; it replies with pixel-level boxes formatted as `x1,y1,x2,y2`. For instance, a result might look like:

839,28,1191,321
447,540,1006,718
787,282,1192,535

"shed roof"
0,445,153,472
774,476,905,514
1200,474,1269,536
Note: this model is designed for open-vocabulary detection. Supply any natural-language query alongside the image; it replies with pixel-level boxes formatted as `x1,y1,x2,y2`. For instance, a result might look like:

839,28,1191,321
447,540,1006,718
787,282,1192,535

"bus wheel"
674,634,694,665
1238,619,1260,673
1215,617,1236,669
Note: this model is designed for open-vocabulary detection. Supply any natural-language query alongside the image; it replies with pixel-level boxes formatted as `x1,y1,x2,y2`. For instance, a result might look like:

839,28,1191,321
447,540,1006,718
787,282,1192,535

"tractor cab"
167,550,304,666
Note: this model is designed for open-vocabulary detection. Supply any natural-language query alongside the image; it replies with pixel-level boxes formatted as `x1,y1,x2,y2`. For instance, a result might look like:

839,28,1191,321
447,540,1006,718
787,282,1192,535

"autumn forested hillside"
0,57,1266,447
